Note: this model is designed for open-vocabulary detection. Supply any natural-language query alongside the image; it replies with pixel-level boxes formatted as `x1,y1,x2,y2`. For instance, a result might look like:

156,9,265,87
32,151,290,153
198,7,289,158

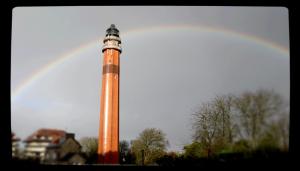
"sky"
11,6,289,152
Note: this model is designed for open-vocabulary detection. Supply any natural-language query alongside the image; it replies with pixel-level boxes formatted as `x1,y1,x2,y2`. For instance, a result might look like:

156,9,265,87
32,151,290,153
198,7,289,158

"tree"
119,140,135,164
119,140,129,163
131,128,169,165
276,114,289,151
183,142,204,159
257,113,289,151
234,89,286,149
231,139,251,153
192,89,289,156
156,151,180,166
213,95,237,147
79,137,98,163
192,95,235,157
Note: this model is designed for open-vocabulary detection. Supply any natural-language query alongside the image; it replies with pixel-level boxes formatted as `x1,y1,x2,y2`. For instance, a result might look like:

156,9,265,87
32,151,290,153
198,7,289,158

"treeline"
79,89,289,165
80,128,169,165
189,89,289,158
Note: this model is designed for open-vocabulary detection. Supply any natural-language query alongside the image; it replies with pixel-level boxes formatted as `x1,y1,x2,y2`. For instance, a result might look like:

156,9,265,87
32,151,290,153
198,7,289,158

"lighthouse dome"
106,24,119,37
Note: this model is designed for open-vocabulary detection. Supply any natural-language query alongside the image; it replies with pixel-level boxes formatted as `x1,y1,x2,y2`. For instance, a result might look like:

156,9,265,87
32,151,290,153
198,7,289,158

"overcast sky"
11,6,289,152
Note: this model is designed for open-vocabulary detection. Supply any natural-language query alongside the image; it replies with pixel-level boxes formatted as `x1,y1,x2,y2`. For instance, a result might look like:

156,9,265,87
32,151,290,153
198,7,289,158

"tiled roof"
12,132,20,141
24,128,67,144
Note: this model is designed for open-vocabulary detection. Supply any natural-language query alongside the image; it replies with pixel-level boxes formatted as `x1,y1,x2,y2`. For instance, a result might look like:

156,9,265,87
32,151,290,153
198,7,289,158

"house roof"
24,128,67,144
12,132,20,141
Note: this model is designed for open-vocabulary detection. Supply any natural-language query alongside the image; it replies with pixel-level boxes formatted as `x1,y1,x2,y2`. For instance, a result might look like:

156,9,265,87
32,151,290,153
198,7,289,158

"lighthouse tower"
98,24,121,164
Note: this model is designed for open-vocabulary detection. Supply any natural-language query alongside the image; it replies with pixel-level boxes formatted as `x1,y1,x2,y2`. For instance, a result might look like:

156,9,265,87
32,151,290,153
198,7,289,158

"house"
44,133,86,164
12,132,21,158
24,128,85,164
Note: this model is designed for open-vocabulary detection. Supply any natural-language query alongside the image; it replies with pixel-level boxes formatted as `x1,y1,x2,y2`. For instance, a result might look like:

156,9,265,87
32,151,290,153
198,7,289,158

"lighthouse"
98,24,121,164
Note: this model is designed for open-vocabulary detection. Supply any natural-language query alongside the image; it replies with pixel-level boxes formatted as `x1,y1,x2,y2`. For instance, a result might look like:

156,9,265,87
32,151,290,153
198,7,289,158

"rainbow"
11,24,289,102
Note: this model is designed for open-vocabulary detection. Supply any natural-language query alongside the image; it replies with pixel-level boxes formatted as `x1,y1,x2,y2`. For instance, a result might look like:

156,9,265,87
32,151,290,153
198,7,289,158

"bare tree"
234,89,286,149
261,113,289,151
214,95,237,144
193,102,216,157
192,89,289,156
192,95,235,156
277,114,289,151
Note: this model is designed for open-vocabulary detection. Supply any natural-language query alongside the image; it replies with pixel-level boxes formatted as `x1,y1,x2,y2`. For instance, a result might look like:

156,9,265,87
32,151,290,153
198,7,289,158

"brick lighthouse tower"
98,24,121,164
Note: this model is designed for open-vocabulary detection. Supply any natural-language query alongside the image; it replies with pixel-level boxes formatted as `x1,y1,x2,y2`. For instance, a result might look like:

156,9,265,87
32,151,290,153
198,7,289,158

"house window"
35,152,39,157
47,152,56,160
46,153,50,159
